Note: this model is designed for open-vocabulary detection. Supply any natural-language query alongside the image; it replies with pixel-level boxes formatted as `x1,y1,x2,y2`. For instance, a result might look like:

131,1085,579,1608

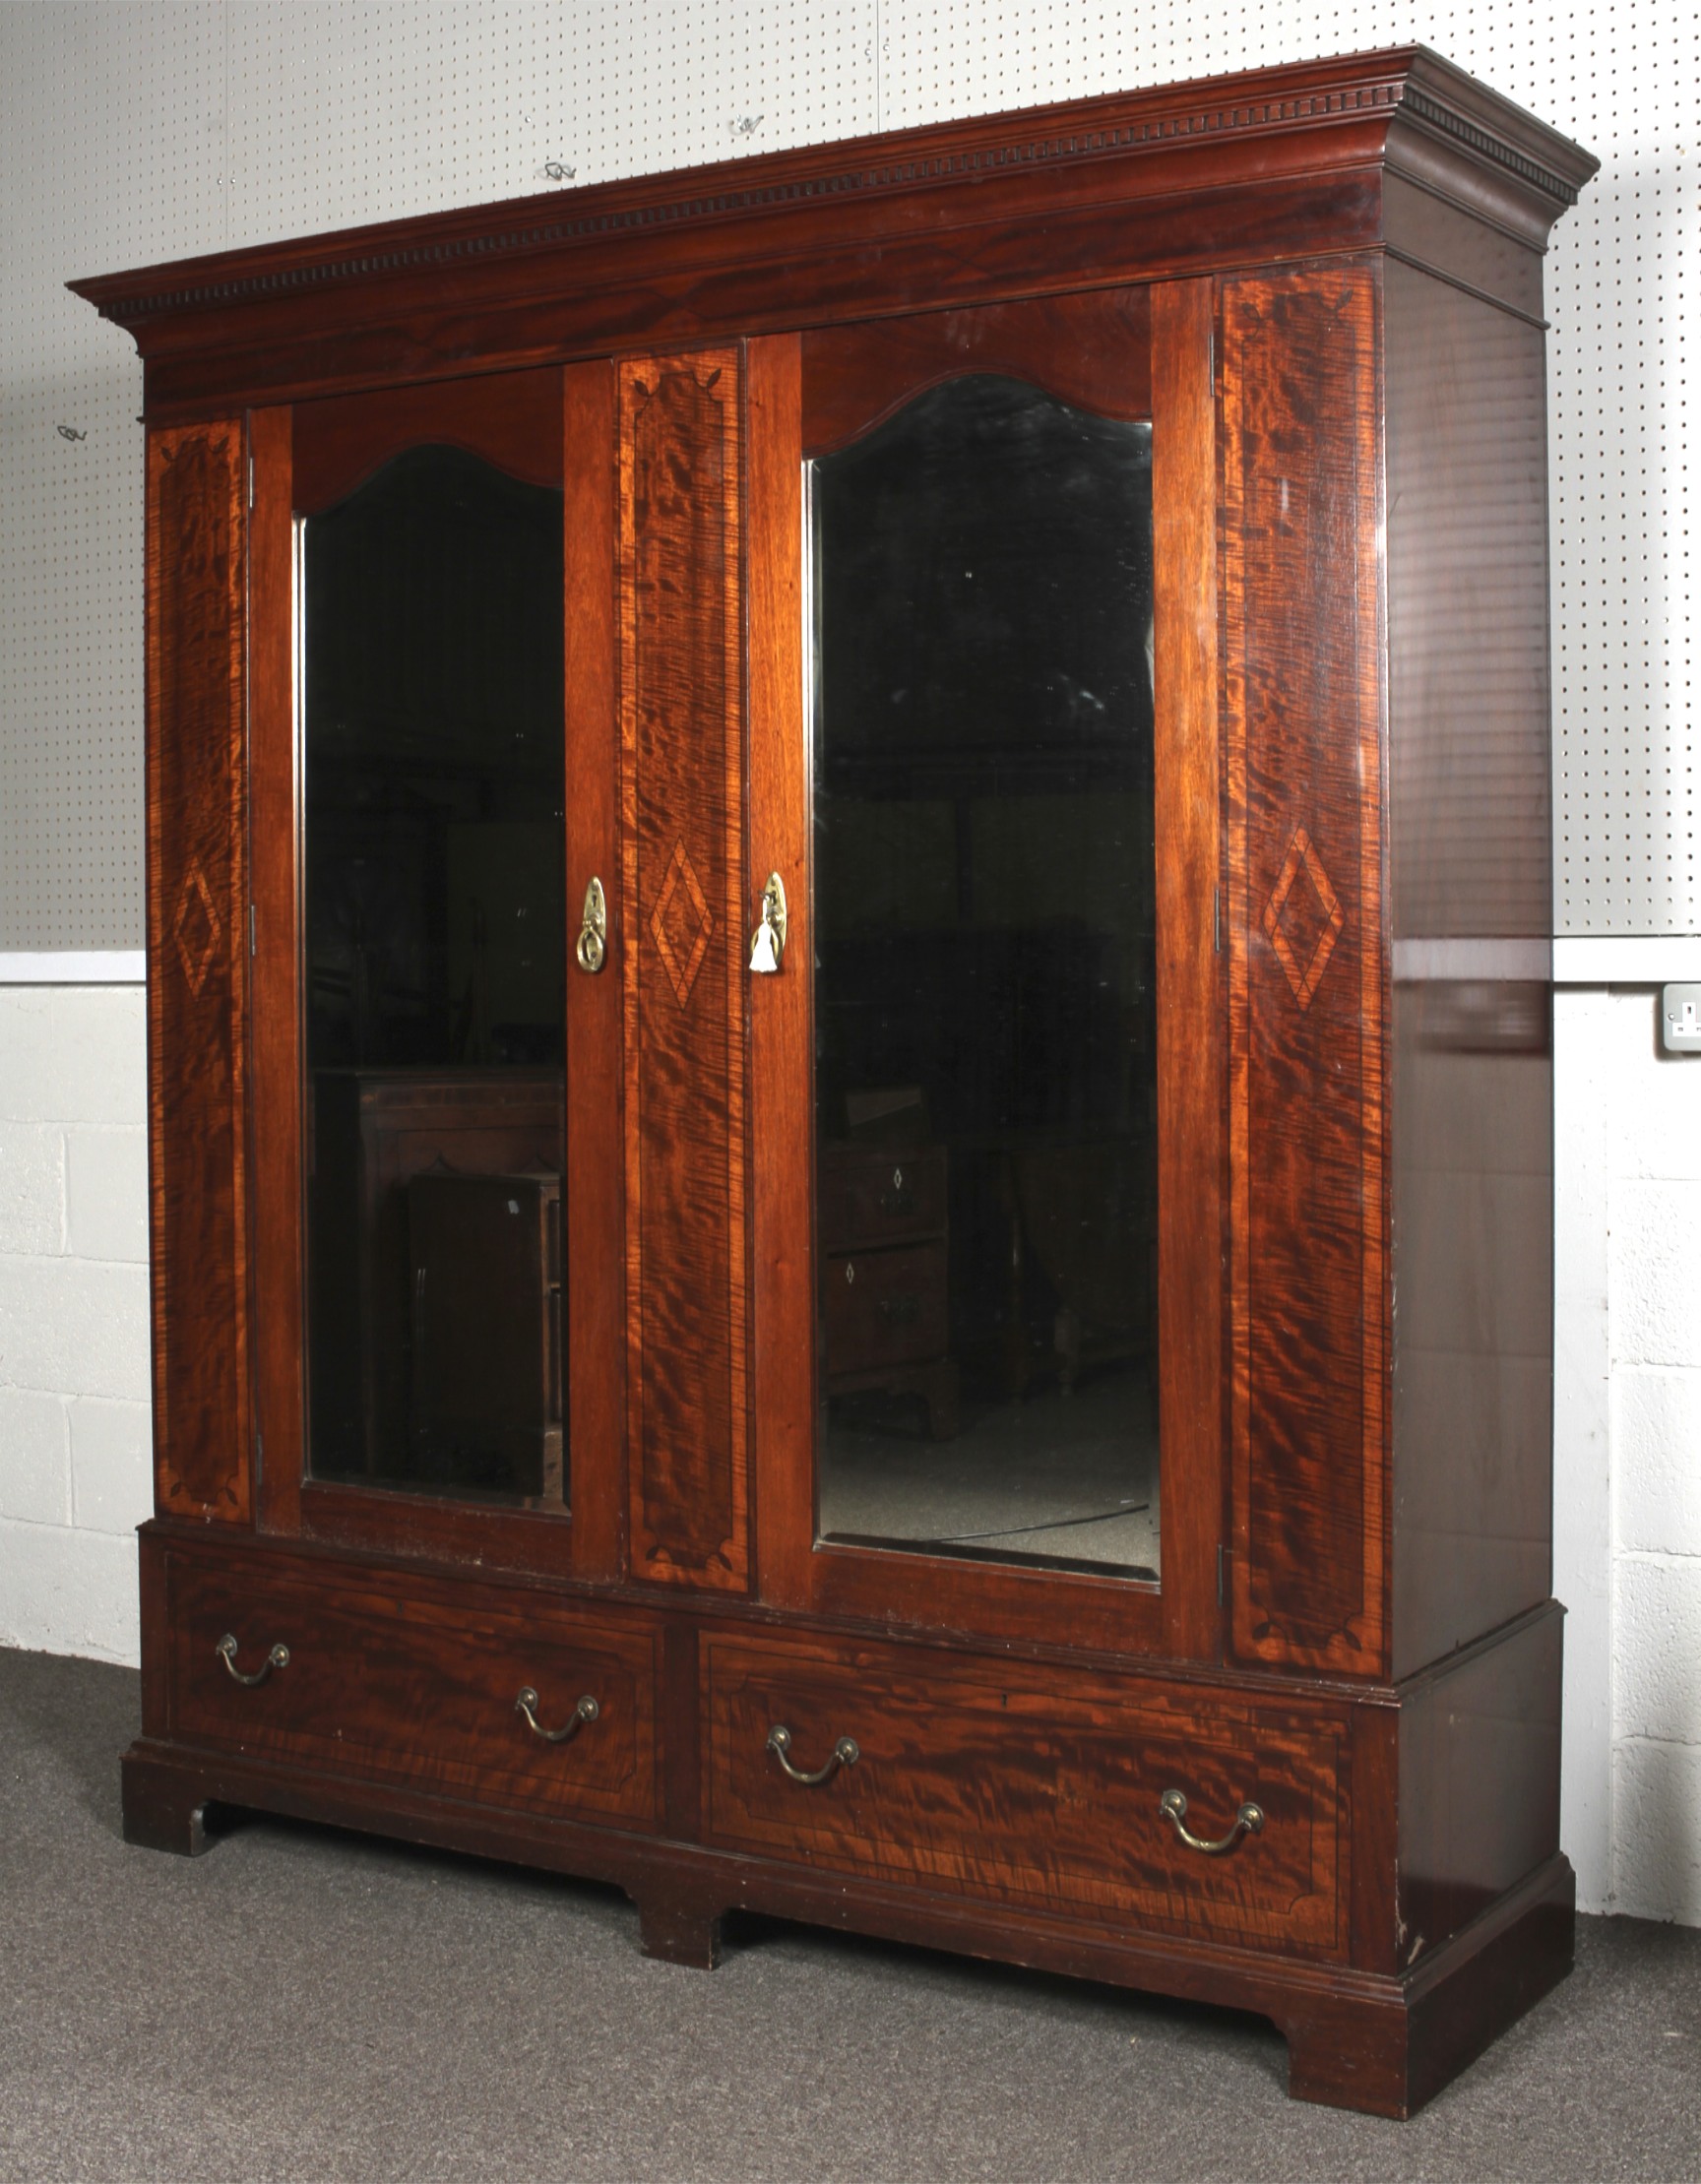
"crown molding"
72,46,1597,337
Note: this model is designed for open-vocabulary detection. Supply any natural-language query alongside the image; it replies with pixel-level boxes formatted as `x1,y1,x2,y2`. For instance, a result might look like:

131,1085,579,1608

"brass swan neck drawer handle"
767,1722,859,1785
1159,1786,1264,1855
216,1633,289,1686
515,1688,599,1744
575,876,608,974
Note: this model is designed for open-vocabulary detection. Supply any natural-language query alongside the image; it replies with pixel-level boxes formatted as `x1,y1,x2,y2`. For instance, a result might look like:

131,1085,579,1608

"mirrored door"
810,374,1160,1580
296,398,570,1511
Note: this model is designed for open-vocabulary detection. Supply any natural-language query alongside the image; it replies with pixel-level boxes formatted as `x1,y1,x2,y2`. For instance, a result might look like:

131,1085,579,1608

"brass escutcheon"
576,876,608,974
748,871,788,973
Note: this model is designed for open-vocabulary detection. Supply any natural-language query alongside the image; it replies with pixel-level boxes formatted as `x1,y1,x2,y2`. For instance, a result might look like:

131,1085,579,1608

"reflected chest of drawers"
819,1144,958,1440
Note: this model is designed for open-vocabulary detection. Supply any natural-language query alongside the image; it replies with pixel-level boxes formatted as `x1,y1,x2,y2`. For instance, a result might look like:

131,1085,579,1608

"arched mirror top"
292,366,563,516
810,371,1155,788
800,285,1151,459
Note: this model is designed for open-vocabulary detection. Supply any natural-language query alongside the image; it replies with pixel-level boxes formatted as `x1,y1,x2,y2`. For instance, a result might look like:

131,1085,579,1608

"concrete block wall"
1552,983,1701,1924
0,984,150,1662
1597,990,1701,1921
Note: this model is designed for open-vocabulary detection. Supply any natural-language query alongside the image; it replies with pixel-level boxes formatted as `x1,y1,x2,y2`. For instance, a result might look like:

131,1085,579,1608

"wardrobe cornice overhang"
72,44,1598,415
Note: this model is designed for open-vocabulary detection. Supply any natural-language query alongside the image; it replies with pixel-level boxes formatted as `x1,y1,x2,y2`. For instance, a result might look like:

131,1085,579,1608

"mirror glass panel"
301,445,567,1507
811,376,1159,1579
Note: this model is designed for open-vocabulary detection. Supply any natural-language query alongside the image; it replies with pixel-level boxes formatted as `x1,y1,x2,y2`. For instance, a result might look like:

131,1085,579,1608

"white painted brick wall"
0,984,149,1664
1552,987,1614,1911
1598,987,1701,1924
1616,1370,1701,1558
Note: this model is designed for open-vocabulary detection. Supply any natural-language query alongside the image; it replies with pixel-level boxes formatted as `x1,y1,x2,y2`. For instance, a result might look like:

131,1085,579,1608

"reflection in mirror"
302,446,567,1507
811,376,1158,1579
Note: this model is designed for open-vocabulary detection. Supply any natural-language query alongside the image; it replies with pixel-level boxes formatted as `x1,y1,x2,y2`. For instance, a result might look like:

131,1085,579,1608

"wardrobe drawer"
704,1633,1348,1957
164,1554,659,1828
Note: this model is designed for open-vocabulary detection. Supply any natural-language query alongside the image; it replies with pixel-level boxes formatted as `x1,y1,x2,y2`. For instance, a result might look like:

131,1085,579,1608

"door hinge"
1218,1543,1228,1606
247,449,255,511
254,1428,264,1487
1213,887,1221,955
249,903,257,956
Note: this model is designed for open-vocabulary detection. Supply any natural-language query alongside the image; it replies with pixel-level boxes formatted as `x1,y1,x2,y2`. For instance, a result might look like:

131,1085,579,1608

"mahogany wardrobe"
74,46,1596,2116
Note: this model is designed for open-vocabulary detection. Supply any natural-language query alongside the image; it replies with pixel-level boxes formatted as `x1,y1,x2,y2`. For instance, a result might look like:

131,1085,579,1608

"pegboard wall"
1,0,1693,944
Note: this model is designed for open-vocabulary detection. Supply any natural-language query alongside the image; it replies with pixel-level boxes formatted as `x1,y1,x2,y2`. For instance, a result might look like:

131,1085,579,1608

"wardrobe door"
147,418,252,1524
750,286,1223,1661
250,366,624,1579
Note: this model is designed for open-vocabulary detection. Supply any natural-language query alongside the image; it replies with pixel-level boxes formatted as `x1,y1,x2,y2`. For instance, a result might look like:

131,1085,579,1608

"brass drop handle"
216,1633,289,1687
1159,1786,1265,1855
575,876,608,973
515,1687,599,1744
748,872,788,974
767,1722,858,1786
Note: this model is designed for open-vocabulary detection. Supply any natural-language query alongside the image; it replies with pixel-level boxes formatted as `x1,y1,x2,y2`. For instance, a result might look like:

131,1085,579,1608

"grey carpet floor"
1,1645,1696,2184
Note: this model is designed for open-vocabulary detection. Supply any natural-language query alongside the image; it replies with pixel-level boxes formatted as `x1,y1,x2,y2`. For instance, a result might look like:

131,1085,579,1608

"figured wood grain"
562,359,626,1583
702,1629,1349,1957
147,420,251,1524
246,406,301,1536
744,334,813,1610
1151,277,1225,1666
164,1547,661,1826
801,287,1153,454
620,348,749,1591
1222,264,1388,1675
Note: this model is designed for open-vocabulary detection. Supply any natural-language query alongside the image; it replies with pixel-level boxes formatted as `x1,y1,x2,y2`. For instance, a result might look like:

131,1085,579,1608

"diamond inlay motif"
171,861,222,997
651,841,713,1006
1261,827,1344,1012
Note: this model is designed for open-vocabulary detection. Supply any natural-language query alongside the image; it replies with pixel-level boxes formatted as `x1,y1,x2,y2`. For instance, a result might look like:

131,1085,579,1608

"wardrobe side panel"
619,349,750,1591
1384,262,1554,1678
146,419,252,1523
1222,265,1389,1676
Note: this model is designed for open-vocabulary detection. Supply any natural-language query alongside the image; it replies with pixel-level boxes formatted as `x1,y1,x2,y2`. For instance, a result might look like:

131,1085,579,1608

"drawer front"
166,1553,659,1828
819,1149,946,1250
704,1633,1347,1957
823,1243,948,1372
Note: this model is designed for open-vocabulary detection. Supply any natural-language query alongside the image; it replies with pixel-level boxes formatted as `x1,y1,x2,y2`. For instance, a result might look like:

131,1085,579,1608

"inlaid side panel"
1222,266,1387,1675
619,349,748,1590
146,420,251,1522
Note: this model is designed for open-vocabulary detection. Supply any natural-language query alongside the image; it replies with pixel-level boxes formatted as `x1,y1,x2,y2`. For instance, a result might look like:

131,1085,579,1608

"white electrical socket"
1661,984,1701,1053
